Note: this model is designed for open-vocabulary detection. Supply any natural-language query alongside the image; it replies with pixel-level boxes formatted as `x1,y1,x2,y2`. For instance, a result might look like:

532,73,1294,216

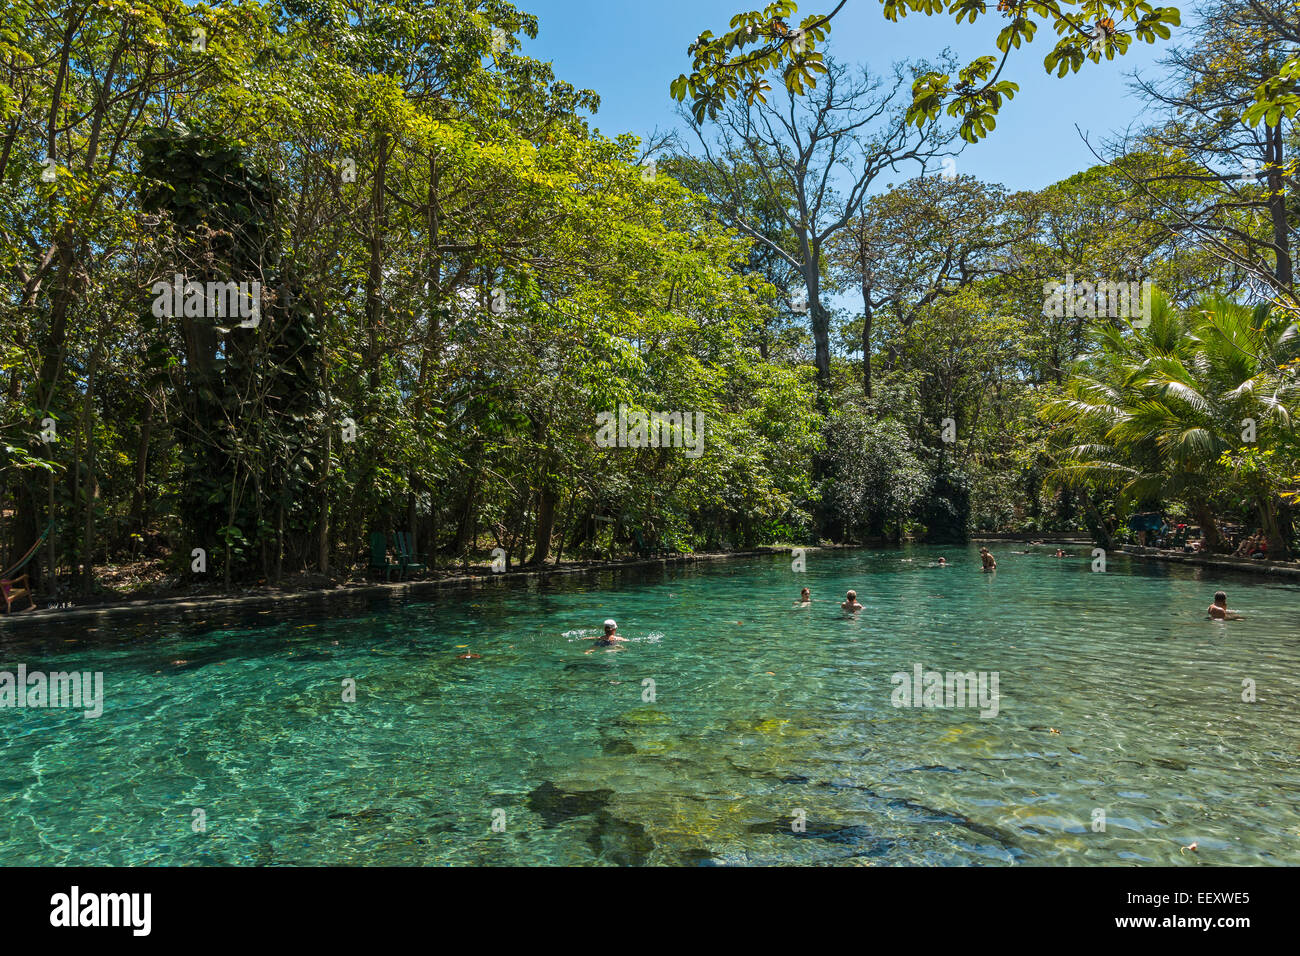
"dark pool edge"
1115,544,1300,579
971,536,1300,580
0,546,848,634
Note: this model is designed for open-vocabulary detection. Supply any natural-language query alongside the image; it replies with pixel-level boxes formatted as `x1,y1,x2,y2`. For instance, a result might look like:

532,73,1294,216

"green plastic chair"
369,531,399,581
393,532,427,578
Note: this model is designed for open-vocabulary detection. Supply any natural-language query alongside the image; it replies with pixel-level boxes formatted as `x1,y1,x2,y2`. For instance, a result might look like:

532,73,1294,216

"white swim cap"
604,619,617,628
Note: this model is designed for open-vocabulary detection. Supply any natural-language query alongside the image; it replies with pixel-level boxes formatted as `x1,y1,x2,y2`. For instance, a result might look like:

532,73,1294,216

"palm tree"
1041,293,1299,557
1175,299,1300,556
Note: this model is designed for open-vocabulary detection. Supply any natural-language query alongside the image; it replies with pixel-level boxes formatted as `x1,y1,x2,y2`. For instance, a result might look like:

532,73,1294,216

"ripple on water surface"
1,546,1298,865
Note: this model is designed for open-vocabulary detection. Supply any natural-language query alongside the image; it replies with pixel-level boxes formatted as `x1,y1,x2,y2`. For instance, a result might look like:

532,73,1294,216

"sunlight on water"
2,546,1297,866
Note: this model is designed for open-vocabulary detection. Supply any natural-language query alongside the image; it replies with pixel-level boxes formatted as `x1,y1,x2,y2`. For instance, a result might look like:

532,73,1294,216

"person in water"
937,557,947,567
799,587,811,604
585,619,629,653
1208,591,1243,621
979,547,997,571
841,590,864,612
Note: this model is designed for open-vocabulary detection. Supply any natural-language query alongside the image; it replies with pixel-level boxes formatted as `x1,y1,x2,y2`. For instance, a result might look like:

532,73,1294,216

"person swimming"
979,547,997,571
936,557,947,567
585,619,629,653
798,587,811,605
841,590,864,612
1208,591,1243,621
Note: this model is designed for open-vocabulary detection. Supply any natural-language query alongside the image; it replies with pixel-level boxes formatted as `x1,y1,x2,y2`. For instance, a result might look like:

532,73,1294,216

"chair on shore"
1,522,51,614
1,574,37,614
369,531,400,581
393,532,427,578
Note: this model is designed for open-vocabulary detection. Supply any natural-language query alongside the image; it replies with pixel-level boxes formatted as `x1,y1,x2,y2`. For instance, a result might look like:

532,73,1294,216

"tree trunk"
1268,123,1293,289
1191,499,1222,553
806,278,830,385
860,252,873,398
530,486,558,566
1258,491,1290,560
365,132,390,391
861,297,873,398
129,394,155,534
798,230,830,386
79,339,104,595
318,352,332,575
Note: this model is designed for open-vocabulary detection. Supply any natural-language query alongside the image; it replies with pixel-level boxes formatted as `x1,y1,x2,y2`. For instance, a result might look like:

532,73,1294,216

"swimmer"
936,557,947,567
798,587,811,605
1207,591,1243,621
979,547,997,571
585,619,629,653
841,590,864,612
1055,549,1065,558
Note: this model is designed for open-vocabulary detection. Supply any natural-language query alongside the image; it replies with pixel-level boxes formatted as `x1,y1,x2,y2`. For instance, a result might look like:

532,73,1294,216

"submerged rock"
584,810,655,865
526,781,615,828
615,708,672,727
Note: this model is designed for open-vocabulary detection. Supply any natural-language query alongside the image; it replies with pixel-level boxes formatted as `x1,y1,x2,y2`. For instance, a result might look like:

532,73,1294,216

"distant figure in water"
1055,549,1066,558
979,547,997,571
585,619,628,653
798,587,811,605
1208,591,1243,621
841,590,864,612
936,557,947,567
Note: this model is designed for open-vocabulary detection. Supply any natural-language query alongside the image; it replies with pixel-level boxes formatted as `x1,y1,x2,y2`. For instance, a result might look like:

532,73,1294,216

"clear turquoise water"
2,545,1298,866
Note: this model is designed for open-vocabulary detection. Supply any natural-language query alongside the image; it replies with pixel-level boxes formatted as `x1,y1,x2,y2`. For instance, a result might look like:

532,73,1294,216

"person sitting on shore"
1249,536,1269,559
585,619,628,653
979,547,997,571
841,590,864,612
1207,591,1243,621
1234,532,1260,557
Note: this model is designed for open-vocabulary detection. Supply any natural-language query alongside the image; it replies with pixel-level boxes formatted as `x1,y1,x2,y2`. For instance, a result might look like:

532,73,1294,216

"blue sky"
521,0,1184,192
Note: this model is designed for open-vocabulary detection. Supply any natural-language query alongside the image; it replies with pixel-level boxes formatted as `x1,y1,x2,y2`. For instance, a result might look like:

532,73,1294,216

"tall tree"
686,56,957,387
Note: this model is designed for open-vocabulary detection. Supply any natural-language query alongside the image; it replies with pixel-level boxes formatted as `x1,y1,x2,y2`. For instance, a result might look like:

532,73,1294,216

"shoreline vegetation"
4,538,1294,634
4,2,1299,625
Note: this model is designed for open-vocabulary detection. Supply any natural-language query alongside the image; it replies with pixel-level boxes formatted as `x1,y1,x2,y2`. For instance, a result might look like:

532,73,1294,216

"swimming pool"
2,545,1297,865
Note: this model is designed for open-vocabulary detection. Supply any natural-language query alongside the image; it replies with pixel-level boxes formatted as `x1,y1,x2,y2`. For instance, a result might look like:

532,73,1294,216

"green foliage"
823,397,931,539
674,0,1180,141
1041,294,1300,554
